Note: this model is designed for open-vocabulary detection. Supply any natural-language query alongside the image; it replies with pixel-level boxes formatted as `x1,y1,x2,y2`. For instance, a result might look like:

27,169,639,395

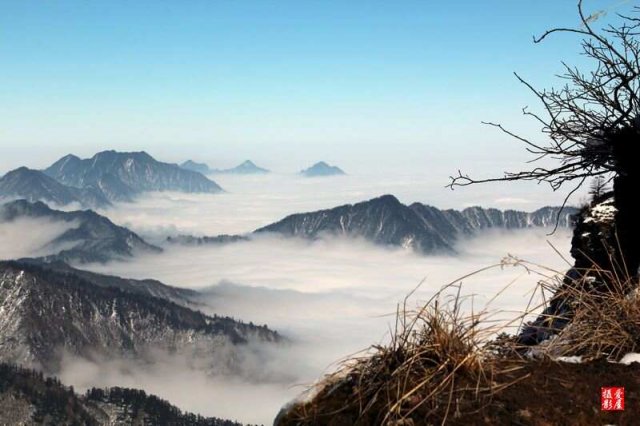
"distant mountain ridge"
1,151,224,208
0,260,280,374
171,195,577,254
0,199,161,263
217,160,270,174
0,167,111,208
256,195,577,253
300,161,345,177
44,150,223,202
180,159,212,175
181,159,270,175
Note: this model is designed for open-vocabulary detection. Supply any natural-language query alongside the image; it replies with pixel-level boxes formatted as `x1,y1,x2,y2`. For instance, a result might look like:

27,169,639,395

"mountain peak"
368,194,402,206
92,150,153,161
254,195,578,254
6,166,33,175
44,150,223,199
180,160,211,174
229,159,269,174
59,153,80,161
0,168,110,208
0,199,161,263
300,161,346,177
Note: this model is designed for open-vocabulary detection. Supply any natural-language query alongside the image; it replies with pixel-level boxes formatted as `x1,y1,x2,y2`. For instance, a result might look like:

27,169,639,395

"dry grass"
529,263,640,361
278,257,640,425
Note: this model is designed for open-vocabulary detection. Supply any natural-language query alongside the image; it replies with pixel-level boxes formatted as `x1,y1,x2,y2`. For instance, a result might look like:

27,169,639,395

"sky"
0,0,633,175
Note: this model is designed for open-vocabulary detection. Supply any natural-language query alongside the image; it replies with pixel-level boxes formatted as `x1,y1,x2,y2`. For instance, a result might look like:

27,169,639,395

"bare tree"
450,1,640,279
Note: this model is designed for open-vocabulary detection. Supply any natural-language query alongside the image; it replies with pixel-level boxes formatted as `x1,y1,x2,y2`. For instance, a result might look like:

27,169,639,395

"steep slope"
254,195,577,253
0,200,161,263
0,261,280,374
18,259,197,307
300,161,346,177
44,150,223,201
0,167,110,208
0,363,242,425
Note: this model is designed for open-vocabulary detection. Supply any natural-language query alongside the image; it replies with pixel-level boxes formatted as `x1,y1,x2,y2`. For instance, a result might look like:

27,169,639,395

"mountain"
0,167,111,209
44,151,223,201
216,160,270,175
300,161,346,177
0,200,161,263
0,260,281,374
254,195,578,253
18,258,197,307
181,159,212,175
0,363,243,425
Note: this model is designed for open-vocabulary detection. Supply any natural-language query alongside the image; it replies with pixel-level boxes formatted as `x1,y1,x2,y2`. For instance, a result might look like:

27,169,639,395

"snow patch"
556,356,583,364
619,353,640,365
589,199,617,223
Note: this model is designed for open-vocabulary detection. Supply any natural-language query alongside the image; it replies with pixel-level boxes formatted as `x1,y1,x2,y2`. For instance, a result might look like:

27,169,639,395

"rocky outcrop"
518,192,621,345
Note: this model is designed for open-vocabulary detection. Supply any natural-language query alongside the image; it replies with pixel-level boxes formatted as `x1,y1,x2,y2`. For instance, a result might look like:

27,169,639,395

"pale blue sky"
0,0,632,175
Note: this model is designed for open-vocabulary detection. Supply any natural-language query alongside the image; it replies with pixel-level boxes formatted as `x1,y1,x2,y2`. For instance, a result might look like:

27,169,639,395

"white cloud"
0,217,79,260
1,173,577,424
78,229,571,424
97,173,580,237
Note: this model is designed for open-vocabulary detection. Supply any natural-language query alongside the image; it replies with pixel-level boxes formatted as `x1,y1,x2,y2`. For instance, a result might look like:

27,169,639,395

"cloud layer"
97,172,581,237
79,229,571,423
1,173,577,424
0,217,78,260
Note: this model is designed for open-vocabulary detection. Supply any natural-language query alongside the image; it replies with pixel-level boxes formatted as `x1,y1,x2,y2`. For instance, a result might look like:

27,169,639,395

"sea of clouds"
0,173,575,424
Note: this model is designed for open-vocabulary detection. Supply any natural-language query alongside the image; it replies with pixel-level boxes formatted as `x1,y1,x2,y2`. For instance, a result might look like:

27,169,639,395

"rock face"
300,161,345,177
0,260,280,374
255,194,577,254
180,159,212,175
518,193,619,345
0,167,111,209
0,200,161,264
0,363,242,425
44,150,223,202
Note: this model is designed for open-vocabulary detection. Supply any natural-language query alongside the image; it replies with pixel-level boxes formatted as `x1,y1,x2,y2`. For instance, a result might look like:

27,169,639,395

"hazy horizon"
2,1,633,184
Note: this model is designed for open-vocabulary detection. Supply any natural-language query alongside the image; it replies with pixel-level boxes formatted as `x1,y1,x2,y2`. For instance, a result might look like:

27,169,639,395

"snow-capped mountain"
0,200,161,263
300,161,346,177
254,194,577,253
22,259,197,306
0,260,280,374
0,167,111,209
44,151,223,201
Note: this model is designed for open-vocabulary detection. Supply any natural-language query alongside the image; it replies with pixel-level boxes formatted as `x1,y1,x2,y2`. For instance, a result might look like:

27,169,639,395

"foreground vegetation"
276,259,640,425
